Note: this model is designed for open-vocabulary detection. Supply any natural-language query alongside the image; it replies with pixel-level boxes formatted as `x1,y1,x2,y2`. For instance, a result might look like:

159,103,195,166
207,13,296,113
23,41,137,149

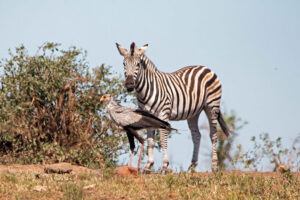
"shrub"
0,43,129,168
232,133,300,171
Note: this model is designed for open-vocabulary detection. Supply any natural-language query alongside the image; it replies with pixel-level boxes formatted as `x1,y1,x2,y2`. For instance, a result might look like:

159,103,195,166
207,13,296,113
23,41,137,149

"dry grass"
0,166,299,200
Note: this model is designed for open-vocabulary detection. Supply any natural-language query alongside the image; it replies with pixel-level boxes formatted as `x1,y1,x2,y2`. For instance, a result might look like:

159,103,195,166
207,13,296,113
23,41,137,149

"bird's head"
100,94,112,102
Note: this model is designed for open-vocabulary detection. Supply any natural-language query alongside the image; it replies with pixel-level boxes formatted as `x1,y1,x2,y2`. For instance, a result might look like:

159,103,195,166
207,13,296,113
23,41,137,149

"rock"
133,178,145,184
44,162,73,174
35,174,41,179
168,192,177,198
83,184,96,190
34,185,47,192
115,166,138,176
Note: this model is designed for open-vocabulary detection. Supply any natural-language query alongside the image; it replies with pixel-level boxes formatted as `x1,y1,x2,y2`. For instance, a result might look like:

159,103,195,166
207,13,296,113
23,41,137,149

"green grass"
0,170,299,200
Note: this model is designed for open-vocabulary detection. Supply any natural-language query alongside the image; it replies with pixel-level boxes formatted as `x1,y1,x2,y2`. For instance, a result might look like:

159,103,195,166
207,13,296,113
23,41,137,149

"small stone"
35,174,41,179
83,184,96,190
34,185,47,192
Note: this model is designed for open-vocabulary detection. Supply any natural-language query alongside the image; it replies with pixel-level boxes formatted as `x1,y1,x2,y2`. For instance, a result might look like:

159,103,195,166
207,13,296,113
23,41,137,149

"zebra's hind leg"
205,106,219,172
143,129,155,174
187,114,201,172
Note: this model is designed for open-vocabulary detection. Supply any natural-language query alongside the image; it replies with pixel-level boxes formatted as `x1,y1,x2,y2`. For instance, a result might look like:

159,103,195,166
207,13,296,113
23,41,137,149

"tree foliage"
216,110,247,170
0,43,129,168
232,133,300,172
205,110,299,172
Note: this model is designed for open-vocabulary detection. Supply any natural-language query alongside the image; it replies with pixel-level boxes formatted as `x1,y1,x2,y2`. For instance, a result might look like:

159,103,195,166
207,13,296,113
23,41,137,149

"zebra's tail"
217,111,230,139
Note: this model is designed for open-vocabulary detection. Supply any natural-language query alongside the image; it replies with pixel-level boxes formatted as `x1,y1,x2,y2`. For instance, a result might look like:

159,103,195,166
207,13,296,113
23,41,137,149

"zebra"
116,42,230,173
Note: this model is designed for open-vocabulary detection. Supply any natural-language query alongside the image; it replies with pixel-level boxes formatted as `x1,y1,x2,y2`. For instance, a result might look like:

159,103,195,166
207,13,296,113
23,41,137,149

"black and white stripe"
116,42,230,172
135,55,222,120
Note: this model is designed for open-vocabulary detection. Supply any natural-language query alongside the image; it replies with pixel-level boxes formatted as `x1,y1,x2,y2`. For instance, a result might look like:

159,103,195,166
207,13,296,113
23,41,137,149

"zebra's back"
166,65,222,120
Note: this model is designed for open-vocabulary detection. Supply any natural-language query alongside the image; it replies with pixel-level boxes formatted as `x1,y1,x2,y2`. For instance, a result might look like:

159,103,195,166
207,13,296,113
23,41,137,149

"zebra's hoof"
161,168,173,175
188,167,196,173
143,168,152,174
188,161,198,173
212,167,219,173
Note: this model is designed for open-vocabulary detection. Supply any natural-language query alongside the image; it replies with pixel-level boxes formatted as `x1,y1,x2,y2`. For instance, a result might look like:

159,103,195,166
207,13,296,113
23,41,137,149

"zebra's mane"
140,54,157,72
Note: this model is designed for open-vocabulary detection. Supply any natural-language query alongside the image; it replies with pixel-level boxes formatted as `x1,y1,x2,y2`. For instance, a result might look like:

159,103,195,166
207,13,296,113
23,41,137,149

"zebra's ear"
139,44,148,54
130,42,136,56
116,43,128,56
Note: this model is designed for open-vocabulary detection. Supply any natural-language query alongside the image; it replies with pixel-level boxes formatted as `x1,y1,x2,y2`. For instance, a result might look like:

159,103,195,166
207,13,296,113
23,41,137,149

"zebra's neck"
135,55,161,108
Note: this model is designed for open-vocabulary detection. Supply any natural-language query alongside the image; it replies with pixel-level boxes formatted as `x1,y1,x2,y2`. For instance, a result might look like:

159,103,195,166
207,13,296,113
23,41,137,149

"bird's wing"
128,109,175,130
109,107,142,127
114,106,135,113
134,109,170,126
108,104,175,131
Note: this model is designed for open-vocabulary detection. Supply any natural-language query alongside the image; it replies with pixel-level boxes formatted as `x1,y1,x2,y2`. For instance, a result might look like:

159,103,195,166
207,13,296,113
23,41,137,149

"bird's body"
101,94,175,169
106,98,173,131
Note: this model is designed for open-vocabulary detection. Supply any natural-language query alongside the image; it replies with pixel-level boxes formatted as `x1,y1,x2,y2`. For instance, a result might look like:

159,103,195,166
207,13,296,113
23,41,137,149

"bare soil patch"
0,163,299,177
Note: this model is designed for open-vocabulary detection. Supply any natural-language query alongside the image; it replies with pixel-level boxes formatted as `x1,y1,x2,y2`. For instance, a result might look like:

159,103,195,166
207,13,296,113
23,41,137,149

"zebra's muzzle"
125,76,135,92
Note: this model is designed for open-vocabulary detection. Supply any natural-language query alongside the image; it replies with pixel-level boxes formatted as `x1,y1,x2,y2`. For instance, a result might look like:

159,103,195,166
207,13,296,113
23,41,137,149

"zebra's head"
116,42,148,92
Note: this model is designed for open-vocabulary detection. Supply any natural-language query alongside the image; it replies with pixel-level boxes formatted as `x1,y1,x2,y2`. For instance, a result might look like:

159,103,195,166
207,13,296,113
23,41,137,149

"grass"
0,170,299,200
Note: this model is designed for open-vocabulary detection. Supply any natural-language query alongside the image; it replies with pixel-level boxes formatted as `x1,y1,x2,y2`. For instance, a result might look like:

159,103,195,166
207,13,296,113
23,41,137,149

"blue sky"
1,0,299,171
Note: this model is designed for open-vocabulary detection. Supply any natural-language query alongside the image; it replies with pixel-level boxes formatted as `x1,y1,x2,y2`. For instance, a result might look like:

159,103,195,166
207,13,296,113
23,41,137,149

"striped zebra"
116,42,230,173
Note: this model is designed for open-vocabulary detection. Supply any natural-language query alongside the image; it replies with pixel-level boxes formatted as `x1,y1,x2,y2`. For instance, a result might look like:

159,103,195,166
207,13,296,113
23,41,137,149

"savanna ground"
0,163,299,200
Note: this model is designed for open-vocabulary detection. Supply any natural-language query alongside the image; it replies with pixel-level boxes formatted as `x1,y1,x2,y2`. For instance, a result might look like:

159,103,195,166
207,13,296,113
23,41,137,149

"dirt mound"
0,162,98,175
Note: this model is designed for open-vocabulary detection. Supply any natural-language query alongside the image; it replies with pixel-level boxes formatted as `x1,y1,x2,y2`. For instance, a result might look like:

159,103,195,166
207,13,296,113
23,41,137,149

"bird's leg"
126,128,145,169
129,152,134,167
129,128,145,171
137,142,144,171
126,130,135,167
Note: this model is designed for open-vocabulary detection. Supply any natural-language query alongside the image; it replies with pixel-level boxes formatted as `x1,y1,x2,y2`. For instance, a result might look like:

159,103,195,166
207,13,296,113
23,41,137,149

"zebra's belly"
169,106,203,121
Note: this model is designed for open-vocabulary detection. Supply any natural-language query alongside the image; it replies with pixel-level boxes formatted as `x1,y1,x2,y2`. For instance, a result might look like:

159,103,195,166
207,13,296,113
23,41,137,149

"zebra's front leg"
159,128,170,174
187,114,201,172
143,129,155,174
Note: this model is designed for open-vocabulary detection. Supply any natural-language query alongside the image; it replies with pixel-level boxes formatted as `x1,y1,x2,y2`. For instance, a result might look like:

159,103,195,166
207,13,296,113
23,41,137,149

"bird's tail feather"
167,126,177,131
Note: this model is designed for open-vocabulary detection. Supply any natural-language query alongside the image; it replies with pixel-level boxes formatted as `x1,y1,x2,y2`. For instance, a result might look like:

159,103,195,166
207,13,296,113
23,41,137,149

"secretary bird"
100,94,175,170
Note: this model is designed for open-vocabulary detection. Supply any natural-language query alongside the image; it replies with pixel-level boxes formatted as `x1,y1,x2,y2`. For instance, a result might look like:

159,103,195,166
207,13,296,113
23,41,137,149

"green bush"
0,43,129,168
232,133,300,172
216,110,247,170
